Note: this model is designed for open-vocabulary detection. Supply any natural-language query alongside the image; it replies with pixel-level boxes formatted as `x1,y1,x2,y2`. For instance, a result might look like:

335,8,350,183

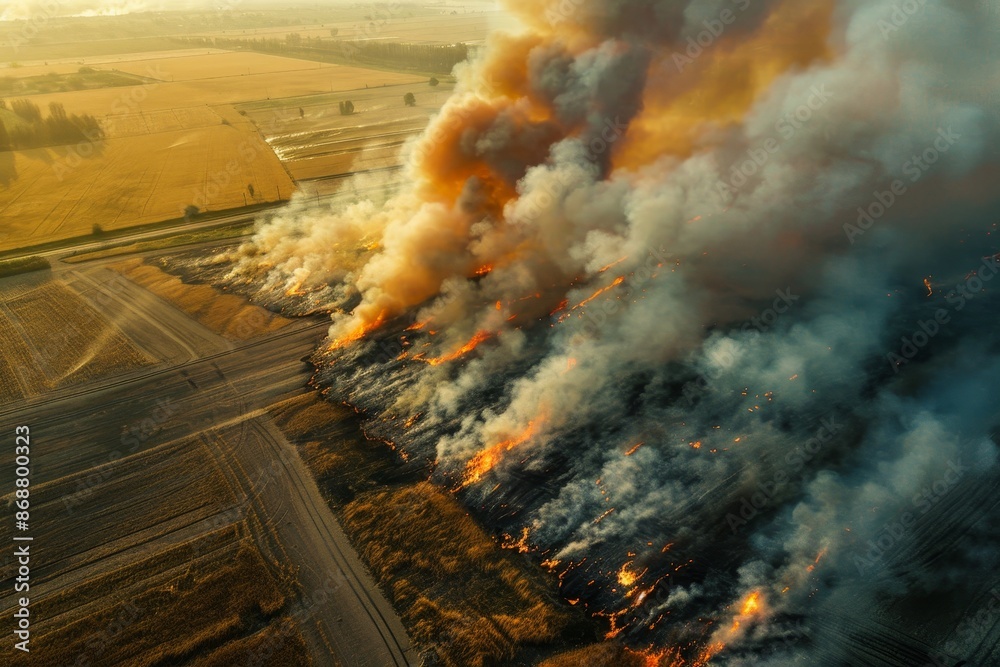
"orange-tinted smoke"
615,0,837,169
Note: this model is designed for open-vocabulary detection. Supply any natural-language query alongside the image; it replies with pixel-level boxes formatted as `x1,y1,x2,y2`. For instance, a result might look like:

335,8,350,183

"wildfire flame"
326,311,389,351
423,330,494,366
460,418,541,488
574,276,626,310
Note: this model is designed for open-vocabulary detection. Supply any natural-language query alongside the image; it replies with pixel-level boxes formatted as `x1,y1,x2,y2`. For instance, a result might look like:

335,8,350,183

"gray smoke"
226,0,1000,663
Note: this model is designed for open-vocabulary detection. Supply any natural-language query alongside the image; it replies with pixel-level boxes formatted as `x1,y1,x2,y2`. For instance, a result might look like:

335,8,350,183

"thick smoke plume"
227,1,1000,663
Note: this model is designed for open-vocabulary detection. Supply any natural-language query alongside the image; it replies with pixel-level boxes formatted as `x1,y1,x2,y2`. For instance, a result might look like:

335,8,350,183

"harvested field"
64,222,255,263
239,81,454,180
112,258,293,341
18,61,424,120
111,51,338,81
0,279,152,396
188,616,312,667
194,11,521,46
0,37,193,64
0,68,155,96
270,393,590,666
0,426,307,667
0,116,292,251
35,545,300,667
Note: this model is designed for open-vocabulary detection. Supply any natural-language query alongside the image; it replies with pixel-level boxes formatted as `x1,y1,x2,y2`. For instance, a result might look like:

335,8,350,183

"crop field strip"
0,120,294,251
0,279,153,397
239,81,454,180
0,415,310,665
192,12,520,45
0,317,331,425
111,258,294,341
17,61,425,120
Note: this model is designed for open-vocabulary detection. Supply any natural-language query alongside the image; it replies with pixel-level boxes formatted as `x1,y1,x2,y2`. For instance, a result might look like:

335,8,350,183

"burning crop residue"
222,0,1000,663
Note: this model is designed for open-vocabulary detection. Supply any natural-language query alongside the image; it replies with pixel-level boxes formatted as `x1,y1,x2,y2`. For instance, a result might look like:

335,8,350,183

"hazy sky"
1,0,496,22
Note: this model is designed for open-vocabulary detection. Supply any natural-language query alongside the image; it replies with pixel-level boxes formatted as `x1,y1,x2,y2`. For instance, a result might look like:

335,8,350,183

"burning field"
163,0,1000,664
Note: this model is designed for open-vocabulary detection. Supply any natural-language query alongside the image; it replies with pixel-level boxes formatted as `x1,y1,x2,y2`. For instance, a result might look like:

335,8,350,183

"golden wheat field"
18,58,425,121
0,49,433,250
0,113,292,251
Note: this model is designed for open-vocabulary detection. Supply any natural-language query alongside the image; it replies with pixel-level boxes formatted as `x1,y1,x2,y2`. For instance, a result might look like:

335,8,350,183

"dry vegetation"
537,643,646,667
112,258,292,341
35,545,301,667
344,483,576,666
271,393,591,666
0,278,152,398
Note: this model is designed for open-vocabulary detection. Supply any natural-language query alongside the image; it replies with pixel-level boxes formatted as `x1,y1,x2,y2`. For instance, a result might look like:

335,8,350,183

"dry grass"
0,351,21,403
189,616,312,667
112,258,293,341
0,279,152,394
270,393,587,667
343,483,575,666
537,642,645,667
37,543,298,667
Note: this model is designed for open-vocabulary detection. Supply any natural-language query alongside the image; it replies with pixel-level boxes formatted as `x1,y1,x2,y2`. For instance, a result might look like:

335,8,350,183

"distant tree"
428,77,439,87
299,107,305,118
339,100,354,115
286,33,302,46
221,118,232,126
184,205,200,221
78,66,95,74
0,99,6,109
11,99,41,123
329,28,339,37
92,223,104,236
48,102,67,120
0,121,10,151
403,92,416,107
247,183,255,197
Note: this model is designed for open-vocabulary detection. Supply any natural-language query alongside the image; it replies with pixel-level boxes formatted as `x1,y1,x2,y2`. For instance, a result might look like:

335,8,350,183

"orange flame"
597,256,628,273
460,418,541,488
423,330,494,366
625,442,644,456
574,276,626,310
327,311,389,351
502,527,533,553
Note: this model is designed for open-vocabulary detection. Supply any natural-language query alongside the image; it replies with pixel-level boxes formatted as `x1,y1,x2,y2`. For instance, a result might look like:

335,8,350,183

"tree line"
0,99,104,151
179,34,469,74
